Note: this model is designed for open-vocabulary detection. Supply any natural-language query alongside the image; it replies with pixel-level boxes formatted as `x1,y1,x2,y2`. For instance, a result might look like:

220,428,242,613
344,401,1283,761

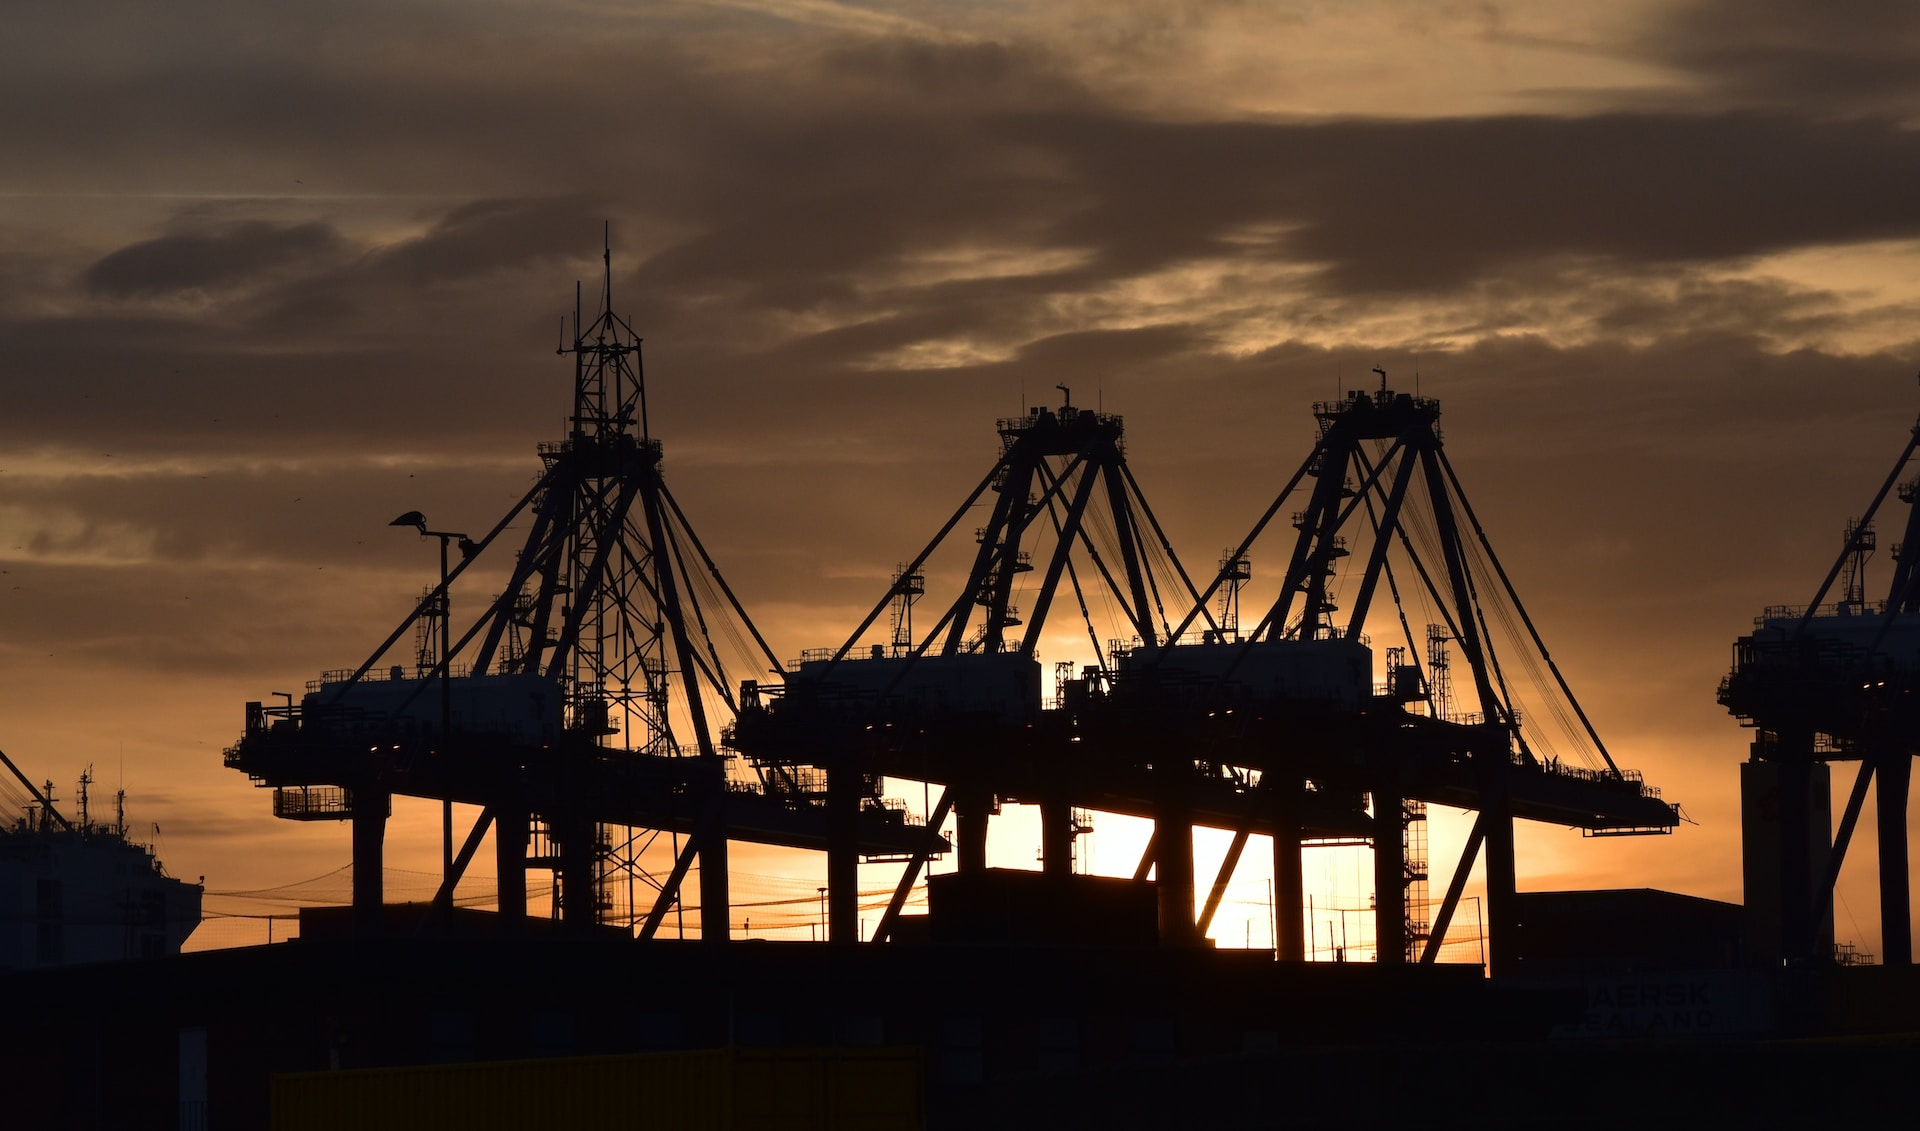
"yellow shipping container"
271,1047,922,1131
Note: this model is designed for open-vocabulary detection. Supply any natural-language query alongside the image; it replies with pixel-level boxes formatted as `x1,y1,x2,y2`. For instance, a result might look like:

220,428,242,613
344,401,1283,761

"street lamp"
817,885,828,943
390,511,477,882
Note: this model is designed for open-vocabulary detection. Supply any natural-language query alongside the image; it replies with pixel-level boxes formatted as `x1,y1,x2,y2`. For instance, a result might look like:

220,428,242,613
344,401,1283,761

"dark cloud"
365,196,607,287
1655,0,1920,116
1013,325,1203,373
16,18,1920,325
228,195,612,354
0,198,629,460
1006,111,1920,295
614,81,1920,318
812,37,1094,112
0,458,538,569
0,308,553,457
83,221,342,297
1582,272,1864,343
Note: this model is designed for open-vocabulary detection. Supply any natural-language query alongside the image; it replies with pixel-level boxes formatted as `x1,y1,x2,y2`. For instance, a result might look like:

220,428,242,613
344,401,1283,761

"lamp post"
817,885,828,943
390,511,476,883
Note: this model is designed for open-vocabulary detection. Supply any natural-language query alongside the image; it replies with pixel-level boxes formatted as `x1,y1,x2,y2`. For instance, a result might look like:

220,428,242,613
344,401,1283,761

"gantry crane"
1722,409,1920,967
225,245,941,939
1138,377,1679,968
736,377,1678,969
729,394,1378,944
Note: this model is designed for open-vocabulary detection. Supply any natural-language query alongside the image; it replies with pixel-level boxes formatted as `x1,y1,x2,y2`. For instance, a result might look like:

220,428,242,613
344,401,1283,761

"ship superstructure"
0,752,201,968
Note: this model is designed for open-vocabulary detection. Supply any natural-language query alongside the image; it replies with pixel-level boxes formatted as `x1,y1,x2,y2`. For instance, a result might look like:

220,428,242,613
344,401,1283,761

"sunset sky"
5,0,1920,954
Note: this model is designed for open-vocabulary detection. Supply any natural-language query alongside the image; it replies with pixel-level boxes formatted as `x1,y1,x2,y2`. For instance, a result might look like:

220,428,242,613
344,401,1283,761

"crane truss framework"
1154,386,1677,965
225,266,942,941
733,385,1676,966
735,400,1226,942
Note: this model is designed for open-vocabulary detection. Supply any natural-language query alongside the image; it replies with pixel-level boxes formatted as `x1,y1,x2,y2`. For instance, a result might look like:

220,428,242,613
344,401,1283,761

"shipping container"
788,652,1041,722
305,671,564,742
1117,638,1373,709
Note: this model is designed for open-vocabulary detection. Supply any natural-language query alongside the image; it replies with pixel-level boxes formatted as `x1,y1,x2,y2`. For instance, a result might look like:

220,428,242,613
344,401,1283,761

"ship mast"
0,744,72,831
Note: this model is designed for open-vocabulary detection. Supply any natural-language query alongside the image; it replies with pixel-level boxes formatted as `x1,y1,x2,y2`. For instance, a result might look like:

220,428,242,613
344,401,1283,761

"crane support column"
555,814,598,931
1272,774,1305,961
1741,744,1834,968
1877,751,1912,965
1373,780,1406,966
1041,794,1075,876
351,786,388,935
1778,747,1817,965
699,788,732,944
955,787,992,873
1479,736,1519,976
495,807,528,927
827,754,859,944
1155,736,1198,946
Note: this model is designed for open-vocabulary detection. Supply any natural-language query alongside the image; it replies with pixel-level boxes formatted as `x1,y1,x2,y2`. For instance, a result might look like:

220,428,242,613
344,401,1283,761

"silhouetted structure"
1722,411,1920,968
1506,889,1744,976
733,375,1678,968
0,748,200,967
1174,380,1680,970
56,264,1920,1127
225,247,941,940
731,393,1358,947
